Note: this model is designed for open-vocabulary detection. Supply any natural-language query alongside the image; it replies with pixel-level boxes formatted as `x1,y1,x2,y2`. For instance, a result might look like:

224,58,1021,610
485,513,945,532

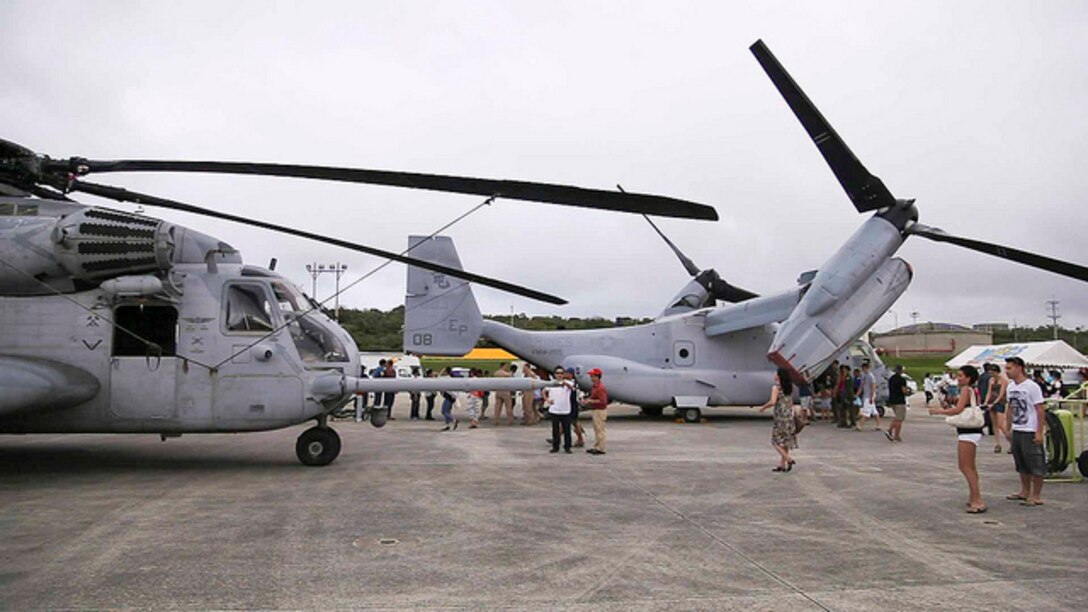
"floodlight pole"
304,262,348,319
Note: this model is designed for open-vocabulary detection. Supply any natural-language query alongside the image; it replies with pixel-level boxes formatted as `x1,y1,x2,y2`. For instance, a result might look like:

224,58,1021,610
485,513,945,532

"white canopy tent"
945,340,1088,371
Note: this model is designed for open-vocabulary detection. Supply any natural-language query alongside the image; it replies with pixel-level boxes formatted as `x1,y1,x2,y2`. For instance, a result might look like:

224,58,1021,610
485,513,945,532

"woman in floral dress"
759,367,797,472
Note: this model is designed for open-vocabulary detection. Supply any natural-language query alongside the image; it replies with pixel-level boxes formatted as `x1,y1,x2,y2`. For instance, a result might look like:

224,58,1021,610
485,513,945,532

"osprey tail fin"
402,236,483,356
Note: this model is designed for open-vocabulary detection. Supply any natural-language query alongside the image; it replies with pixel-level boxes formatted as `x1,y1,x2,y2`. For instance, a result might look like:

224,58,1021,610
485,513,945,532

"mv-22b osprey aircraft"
0,144,718,465
404,40,1088,422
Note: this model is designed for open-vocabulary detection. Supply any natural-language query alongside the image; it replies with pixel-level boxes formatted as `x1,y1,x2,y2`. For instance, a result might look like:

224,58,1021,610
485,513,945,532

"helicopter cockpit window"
273,281,349,363
113,305,178,357
224,284,275,333
271,281,304,314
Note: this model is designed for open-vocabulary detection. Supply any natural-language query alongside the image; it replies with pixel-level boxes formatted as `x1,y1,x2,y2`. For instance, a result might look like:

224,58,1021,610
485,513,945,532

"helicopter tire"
296,426,342,466
1078,451,1088,479
640,406,664,418
682,408,701,424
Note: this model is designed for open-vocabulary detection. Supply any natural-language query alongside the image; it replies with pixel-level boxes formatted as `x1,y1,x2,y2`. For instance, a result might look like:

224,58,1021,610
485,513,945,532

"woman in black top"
930,365,986,513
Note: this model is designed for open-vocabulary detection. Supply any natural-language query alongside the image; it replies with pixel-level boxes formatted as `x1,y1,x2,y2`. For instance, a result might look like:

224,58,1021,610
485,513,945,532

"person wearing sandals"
1004,356,1047,507
759,368,797,472
929,365,986,514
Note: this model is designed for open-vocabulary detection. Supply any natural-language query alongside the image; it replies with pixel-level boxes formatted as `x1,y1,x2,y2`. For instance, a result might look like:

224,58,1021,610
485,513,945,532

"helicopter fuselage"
0,262,359,434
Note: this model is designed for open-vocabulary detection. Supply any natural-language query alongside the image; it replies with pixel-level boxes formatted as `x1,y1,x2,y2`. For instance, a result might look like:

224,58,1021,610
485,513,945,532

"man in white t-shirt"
1004,356,1047,506
546,367,574,454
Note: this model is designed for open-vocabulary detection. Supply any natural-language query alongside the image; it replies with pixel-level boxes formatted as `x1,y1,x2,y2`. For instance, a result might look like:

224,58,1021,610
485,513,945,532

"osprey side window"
112,305,179,357
223,283,276,333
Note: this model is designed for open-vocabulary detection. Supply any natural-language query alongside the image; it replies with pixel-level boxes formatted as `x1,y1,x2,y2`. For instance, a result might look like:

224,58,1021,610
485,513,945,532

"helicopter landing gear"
296,426,341,466
681,408,702,423
640,406,664,418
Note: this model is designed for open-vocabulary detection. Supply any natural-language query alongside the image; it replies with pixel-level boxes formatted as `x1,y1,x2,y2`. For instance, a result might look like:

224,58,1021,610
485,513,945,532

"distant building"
973,322,1010,332
871,322,993,356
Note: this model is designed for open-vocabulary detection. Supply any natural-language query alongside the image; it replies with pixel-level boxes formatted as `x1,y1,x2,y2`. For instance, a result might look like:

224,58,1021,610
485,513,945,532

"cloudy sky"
3,1,1085,331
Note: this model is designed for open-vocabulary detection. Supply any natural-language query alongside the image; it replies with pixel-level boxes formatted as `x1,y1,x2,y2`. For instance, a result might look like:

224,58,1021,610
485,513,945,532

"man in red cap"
583,368,609,455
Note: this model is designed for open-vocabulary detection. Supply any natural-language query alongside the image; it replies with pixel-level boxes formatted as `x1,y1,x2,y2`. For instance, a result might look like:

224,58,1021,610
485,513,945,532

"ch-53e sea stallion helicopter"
0,145,717,465
404,40,1088,422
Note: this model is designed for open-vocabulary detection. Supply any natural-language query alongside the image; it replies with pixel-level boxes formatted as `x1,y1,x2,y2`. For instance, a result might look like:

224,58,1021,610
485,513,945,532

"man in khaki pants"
583,368,609,455
492,362,515,425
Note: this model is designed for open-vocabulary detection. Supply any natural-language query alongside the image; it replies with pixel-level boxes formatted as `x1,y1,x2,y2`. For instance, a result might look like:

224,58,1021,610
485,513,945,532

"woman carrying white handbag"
929,365,987,514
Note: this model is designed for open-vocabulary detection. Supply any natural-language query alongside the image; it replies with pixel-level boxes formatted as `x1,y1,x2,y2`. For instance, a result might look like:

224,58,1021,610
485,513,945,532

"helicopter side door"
212,282,304,429
109,304,179,420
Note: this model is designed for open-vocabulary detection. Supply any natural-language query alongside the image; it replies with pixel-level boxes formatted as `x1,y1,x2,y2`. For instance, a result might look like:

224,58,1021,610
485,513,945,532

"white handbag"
945,388,984,429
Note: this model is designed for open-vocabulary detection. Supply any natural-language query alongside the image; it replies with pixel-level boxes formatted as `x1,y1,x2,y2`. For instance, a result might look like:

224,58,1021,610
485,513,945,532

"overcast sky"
3,1,1085,331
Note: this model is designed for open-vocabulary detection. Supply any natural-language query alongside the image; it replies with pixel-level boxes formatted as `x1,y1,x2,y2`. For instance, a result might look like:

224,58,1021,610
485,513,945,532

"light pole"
305,262,349,320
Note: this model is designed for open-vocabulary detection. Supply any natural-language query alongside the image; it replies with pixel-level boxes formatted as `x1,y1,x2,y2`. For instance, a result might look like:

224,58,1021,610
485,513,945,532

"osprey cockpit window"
224,283,276,333
113,305,178,356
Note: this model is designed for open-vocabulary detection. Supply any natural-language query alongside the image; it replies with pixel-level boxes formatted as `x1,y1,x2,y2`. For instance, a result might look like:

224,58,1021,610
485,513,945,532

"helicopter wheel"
296,426,342,466
682,408,701,424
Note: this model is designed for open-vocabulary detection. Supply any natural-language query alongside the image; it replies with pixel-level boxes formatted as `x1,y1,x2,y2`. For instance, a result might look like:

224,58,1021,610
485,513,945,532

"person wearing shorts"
930,365,987,513
885,364,910,442
1004,357,1047,506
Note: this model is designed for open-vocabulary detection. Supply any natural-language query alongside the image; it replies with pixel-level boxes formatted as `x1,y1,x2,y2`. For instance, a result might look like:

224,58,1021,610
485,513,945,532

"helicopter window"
272,282,304,314
224,284,275,333
113,305,178,357
285,313,350,363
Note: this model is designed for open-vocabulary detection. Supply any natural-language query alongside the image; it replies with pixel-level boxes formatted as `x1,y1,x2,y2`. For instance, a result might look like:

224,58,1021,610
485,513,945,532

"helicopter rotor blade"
67,179,569,305
39,158,718,221
641,214,759,303
907,224,1088,282
642,214,702,277
749,40,897,213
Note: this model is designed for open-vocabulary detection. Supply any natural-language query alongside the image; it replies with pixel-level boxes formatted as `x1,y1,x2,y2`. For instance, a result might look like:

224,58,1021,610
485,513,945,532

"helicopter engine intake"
51,207,175,281
769,255,912,383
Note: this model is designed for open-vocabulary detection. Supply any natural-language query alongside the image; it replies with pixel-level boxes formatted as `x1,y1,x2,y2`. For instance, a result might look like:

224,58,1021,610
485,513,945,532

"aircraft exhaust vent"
51,207,175,281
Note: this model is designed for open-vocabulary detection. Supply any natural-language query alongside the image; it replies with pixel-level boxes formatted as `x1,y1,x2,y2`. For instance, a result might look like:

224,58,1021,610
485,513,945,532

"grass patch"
880,354,954,376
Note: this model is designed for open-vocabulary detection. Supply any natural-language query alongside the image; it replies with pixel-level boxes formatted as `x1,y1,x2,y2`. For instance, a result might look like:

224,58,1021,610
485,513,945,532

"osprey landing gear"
296,424,341,466
674,397,709,424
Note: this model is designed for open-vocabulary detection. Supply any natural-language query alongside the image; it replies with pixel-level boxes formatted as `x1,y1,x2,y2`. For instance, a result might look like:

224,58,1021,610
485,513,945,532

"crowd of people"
353,361,611,456
764,356,1056,514
359,355,1064,508
796,360,902,436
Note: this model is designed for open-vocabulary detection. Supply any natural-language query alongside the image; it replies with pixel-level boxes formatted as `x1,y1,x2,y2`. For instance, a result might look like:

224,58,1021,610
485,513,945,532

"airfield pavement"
1,396,1087,611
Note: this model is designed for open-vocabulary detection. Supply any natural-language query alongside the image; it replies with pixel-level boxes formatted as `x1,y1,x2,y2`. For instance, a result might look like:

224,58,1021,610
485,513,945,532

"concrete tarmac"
2,398,1086,610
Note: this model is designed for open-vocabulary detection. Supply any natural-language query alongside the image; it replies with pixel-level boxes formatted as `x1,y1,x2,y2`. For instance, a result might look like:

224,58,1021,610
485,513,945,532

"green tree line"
337,307,650,351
